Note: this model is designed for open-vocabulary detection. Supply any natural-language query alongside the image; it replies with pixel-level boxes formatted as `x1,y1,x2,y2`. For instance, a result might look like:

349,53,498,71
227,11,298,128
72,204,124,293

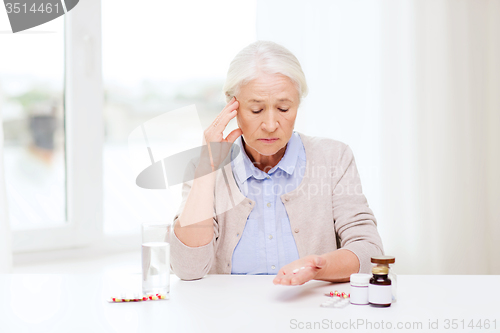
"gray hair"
223,40,308,104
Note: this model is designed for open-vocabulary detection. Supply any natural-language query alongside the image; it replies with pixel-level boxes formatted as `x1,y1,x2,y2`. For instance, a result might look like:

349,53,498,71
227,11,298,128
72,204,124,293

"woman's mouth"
258,138,279,144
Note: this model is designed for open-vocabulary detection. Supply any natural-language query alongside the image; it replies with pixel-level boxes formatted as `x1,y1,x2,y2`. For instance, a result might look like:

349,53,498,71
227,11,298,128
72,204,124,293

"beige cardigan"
170,132,384,280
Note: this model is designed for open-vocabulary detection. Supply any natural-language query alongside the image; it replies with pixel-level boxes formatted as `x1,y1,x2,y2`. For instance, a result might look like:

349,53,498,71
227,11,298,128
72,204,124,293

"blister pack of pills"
320,296,350,308
107,292,168,303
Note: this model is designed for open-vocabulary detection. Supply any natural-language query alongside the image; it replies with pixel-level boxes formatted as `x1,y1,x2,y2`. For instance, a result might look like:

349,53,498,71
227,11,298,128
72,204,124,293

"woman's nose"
262,111,279,132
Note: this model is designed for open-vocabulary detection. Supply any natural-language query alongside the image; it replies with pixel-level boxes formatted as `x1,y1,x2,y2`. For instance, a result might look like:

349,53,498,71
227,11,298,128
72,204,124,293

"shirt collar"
231,131,301,184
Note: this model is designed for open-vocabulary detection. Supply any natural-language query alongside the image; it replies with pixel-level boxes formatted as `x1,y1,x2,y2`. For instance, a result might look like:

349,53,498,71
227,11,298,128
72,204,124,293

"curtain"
380,0,500,275
0,103,13,273
256,0,500,274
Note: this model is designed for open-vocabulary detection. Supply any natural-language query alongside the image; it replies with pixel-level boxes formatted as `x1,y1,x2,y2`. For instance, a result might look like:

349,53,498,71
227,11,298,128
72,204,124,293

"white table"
1,274,499,332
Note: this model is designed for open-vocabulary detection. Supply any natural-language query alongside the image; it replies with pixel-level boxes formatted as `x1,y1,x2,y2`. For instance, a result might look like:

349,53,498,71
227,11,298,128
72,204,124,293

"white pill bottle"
349,273,371,305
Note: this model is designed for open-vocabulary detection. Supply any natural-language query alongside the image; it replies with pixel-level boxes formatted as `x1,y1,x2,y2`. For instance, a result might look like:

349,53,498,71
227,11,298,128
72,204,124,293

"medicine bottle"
368,256,395,307
350,273,371,305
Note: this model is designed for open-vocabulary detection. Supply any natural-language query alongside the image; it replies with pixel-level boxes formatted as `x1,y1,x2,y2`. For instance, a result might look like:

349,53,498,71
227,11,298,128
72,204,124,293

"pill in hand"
292,266,306,274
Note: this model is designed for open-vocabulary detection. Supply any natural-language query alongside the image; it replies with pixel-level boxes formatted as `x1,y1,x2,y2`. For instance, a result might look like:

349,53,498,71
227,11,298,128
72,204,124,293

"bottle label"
350,285,369,305
368,284,392,304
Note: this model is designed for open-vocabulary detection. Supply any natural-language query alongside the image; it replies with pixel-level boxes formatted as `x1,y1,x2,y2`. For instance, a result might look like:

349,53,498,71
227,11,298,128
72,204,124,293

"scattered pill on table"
108,293,168,303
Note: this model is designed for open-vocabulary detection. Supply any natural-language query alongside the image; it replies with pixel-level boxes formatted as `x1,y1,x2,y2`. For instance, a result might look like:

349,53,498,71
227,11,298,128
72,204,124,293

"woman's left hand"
273,255,326,286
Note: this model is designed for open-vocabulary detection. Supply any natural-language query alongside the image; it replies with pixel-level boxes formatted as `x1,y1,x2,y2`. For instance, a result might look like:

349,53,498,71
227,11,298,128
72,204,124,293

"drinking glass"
141,223,170,298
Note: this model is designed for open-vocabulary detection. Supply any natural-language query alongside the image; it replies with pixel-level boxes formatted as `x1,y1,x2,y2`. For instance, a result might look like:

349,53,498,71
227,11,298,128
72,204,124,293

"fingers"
273,269,287,285
217,103,239,131
211,97,239,131
202,96,239,165
204,98,239,149
225,128,243,143
289,267,316,286
274,266,316,286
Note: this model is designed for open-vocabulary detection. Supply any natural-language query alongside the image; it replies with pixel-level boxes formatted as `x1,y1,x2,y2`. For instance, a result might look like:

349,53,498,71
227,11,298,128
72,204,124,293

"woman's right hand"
176,98,241,241
195,97,243,177
203,96,242,145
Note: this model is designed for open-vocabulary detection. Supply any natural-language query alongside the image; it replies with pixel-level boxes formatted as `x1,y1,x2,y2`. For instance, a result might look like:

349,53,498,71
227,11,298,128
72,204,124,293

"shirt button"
267,202,271,208
268,234,273,240
294,228,299,233
271,265,276,270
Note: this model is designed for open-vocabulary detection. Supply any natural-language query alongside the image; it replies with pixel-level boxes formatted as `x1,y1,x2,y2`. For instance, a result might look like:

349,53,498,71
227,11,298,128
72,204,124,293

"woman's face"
235,72,300,157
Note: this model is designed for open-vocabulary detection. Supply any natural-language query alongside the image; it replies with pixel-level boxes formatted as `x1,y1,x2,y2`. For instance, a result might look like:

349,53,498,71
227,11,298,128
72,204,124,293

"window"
1,17,65,229
2,0,103,252
101,0,257,235
3,0,257,254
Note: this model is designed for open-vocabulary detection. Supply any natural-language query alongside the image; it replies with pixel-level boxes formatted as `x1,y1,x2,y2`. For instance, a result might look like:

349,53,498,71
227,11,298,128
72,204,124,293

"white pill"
292,268,300,274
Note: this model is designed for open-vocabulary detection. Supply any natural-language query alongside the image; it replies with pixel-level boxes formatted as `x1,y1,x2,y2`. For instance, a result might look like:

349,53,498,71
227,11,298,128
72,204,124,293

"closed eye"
251,110,263,114
278,108,289,112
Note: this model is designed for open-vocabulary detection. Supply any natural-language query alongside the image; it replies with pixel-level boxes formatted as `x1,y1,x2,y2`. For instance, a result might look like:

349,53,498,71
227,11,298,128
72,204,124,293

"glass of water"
141,223,170,299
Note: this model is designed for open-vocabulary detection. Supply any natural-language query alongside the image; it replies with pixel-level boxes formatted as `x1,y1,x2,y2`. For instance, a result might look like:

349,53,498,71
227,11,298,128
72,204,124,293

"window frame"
12,0,104,253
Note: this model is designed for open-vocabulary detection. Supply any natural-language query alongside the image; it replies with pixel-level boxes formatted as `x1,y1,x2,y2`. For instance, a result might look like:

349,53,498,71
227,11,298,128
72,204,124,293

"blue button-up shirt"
230,131,306,275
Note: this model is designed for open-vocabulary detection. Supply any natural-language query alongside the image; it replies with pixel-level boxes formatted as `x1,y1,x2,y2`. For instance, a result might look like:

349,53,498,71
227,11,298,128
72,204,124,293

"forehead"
239,73,298,102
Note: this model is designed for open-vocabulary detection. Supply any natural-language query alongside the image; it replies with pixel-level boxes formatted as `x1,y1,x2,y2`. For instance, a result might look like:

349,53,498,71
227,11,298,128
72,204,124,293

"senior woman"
170,40,384,285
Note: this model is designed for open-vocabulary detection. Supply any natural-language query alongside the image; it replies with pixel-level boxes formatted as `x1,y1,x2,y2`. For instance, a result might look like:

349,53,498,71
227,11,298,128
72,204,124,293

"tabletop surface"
1,274,499,333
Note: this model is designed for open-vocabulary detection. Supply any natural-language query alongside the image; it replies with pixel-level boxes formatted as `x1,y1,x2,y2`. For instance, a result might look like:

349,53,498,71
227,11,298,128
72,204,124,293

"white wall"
257,0,500,274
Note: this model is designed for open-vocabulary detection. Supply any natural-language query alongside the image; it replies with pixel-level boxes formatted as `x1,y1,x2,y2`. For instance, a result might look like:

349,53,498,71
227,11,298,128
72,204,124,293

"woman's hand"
196,97,243,177
203,96,242,145
176,97,242,239
273,255,327,286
